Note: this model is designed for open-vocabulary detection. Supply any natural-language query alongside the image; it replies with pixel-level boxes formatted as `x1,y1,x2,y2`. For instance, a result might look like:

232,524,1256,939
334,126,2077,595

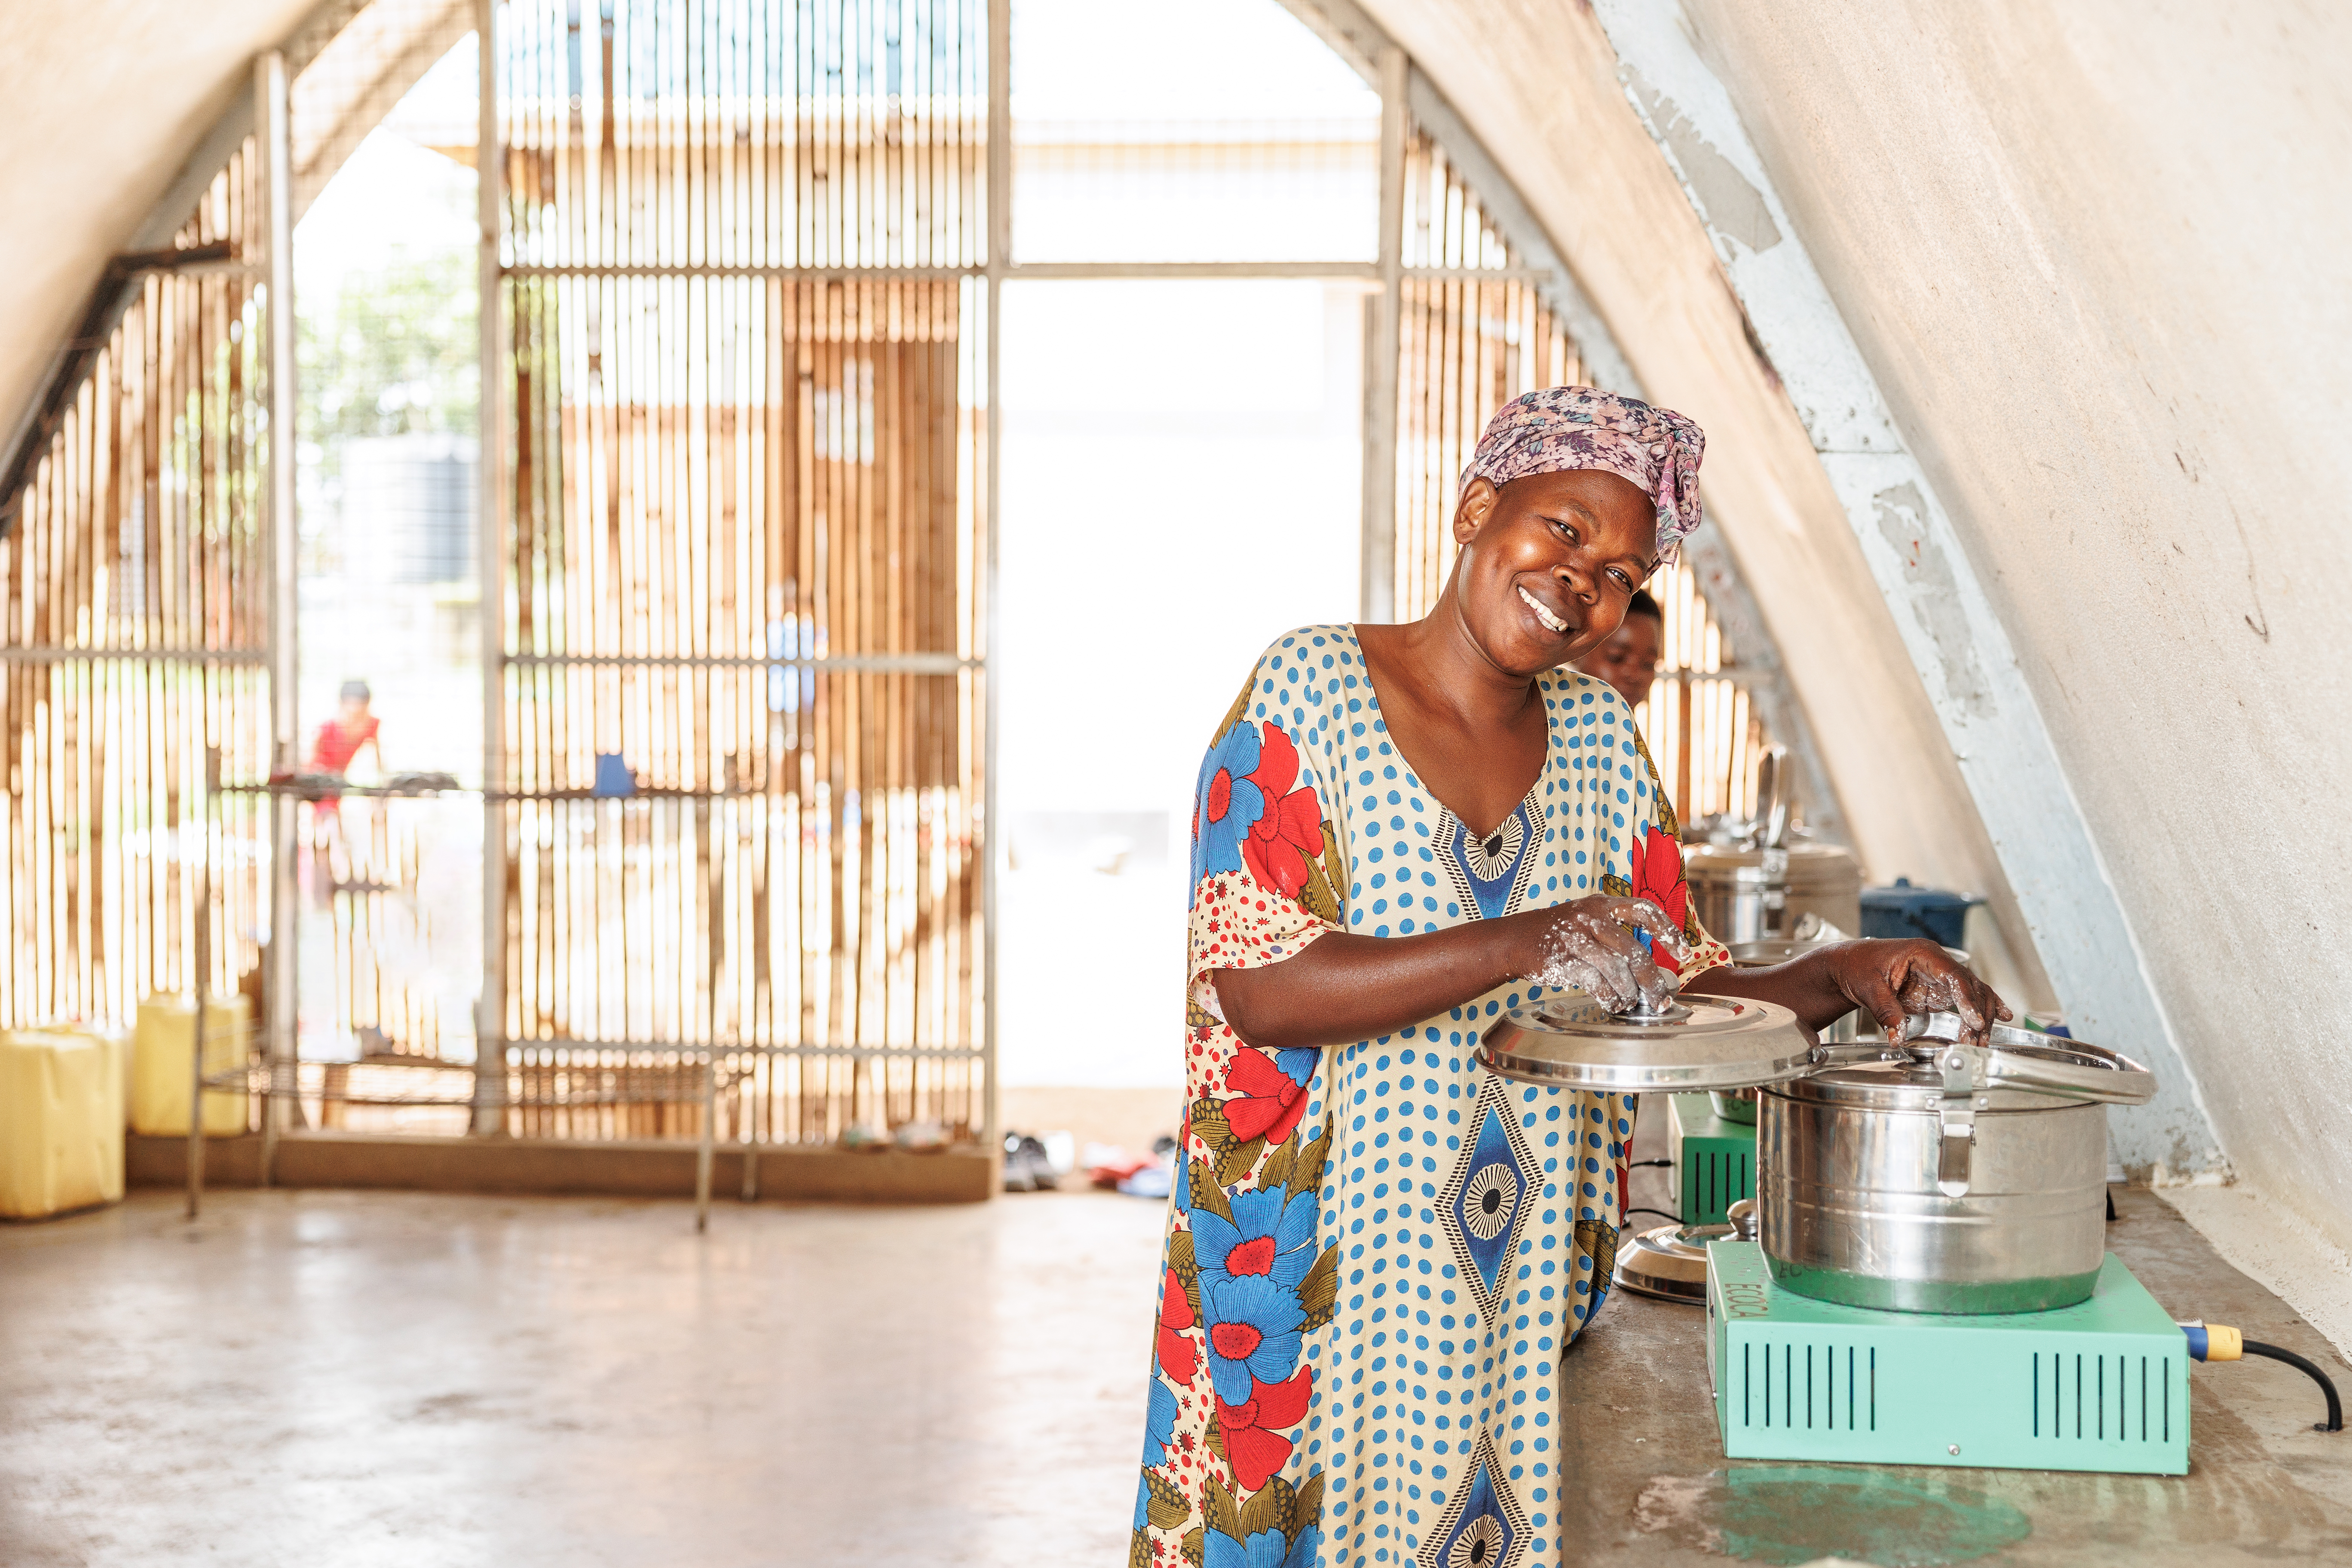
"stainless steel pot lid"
1476,993,1813,1092
1725,939,1971,969
1909,1014,2157,1105
1771,1017,2157,1109
1613,1221,1728,1304
1684,841,1862,891
1724,937,1835,966
1771,1060,2117,1113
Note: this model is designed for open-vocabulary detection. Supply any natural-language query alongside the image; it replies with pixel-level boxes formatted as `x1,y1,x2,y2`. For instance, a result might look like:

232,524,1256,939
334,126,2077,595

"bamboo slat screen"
495,0,989,1143
0,148,274,1044
1387,128,1769,829
1635,560,1766,828
1392,129,1581,622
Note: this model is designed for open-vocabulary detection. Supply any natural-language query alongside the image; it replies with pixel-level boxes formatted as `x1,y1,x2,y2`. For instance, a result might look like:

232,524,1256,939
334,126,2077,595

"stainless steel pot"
1475,1000,2157,1317
1709,937,1859,1120
1686,840,1863,945
1757,1020,2155,1314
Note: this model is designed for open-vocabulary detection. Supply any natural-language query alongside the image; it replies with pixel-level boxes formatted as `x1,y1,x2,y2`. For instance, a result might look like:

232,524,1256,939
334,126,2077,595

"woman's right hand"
1513,895,1690,1014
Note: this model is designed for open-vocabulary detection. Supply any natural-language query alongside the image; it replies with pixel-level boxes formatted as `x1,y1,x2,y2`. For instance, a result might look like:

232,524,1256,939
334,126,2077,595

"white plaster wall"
1671,0,2352,1237
1348,3,2057,970
0,0,318,451
1354,1,2352,1244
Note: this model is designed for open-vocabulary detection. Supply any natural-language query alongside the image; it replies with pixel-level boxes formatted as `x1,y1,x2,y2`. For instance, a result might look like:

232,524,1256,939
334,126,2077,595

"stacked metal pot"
1684,839,1863,947
1476,994,2155,1315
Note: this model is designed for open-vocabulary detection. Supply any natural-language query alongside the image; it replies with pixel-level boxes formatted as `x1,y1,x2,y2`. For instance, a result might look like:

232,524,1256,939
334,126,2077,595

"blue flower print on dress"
1200,1273,1306,1404
1271,1047,1317,1091
1206,1524,1322,1568
1142,1374,1179,1467
1193,1184,1318,1295
1191,721,1266,894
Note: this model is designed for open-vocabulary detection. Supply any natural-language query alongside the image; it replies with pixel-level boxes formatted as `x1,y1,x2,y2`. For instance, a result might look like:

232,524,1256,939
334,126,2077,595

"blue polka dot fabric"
1136,627,1727,1568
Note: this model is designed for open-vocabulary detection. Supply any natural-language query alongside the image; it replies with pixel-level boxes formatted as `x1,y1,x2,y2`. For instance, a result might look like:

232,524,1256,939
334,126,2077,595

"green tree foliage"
299,247,477,473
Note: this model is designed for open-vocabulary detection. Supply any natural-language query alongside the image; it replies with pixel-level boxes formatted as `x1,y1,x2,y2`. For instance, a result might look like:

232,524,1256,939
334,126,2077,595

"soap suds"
1532,901,1685,1014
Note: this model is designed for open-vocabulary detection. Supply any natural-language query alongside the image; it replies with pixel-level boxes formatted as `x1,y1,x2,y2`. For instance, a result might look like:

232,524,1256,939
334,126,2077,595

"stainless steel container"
1476,999,2156,1317
1714,941,1973,1120
1710,936,1859,1120
1475,993,1816,1093
1757,1025,2155,1314
1686,840,1863,945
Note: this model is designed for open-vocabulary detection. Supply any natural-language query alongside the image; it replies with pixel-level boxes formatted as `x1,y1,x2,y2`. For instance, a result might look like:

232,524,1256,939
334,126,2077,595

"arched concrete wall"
1337,1,2059,998
6,0,2346,1248
1365,0,2352,1246
0,0,319,457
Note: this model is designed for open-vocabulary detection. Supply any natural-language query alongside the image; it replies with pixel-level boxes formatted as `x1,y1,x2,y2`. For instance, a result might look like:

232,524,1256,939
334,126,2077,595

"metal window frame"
469,0,1005,1178
1,0,1847,1197
1280,0,1843,840
473,0,506,1134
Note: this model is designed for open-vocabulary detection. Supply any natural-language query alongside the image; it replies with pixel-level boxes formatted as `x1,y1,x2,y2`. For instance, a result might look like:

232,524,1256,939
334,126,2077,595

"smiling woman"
1130,387,2006,1568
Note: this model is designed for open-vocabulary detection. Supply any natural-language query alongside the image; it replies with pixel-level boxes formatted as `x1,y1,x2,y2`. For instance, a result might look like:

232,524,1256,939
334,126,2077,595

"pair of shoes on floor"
1002,1132,1060,1192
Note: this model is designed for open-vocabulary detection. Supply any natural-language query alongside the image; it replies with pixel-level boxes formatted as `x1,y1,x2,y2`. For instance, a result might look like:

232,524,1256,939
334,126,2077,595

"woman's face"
1449,469,1660,676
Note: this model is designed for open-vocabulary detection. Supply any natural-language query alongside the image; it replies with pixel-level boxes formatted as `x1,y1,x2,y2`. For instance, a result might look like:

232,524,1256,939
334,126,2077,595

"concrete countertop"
1565,1176,2352,1565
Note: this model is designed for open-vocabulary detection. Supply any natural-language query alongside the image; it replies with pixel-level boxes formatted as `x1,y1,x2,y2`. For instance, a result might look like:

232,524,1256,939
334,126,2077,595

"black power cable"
2242,1340,2346,1432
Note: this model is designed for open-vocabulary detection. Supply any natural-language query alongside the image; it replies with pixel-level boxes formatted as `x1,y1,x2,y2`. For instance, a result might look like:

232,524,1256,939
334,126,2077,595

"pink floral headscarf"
1462,386,1706,563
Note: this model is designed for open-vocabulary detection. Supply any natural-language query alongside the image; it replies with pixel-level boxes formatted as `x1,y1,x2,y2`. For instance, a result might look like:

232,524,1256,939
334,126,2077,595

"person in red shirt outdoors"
305,681,381,902
310,682,383,884
309,679,382,789
1572,585,1663,710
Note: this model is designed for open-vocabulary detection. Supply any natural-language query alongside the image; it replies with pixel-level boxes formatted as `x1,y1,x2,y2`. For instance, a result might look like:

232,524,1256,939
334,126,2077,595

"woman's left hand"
1824,939,2012,1047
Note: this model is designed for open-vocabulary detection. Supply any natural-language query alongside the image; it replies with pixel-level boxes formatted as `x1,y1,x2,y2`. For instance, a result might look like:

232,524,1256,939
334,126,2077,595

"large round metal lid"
1476,993,1813,1092
1726,939,1972,971
1724,937,1836,967
1684,840,1862,892
1771,1060,2108,1112
1614,1222,1727,1304
1773,1020,2158,1109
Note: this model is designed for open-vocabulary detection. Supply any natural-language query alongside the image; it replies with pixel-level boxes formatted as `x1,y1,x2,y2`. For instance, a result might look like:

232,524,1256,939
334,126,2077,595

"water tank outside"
338,435,478,585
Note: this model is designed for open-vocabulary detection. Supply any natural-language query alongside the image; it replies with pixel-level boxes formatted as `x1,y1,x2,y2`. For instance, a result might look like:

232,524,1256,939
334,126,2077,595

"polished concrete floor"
0,1187,1166,1566
6,1156,2350,1566
1574,1185,2352,1566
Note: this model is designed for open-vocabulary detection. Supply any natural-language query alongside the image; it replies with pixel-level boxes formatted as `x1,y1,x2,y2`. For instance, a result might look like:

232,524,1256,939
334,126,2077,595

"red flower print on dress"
1156,1265,1198,1382
1241,723,1325,900
1216,1367,1314,1491
1629,822,1692,974
1222,1048,1314,1146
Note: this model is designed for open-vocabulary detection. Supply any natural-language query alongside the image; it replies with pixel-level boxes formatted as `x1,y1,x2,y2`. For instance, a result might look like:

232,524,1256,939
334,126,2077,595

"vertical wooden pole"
475,0,510,1135
259,49,298,1179
187,747,219,1219
982,0,1008,1173
1360,46,1406,624
1677,676,1695,824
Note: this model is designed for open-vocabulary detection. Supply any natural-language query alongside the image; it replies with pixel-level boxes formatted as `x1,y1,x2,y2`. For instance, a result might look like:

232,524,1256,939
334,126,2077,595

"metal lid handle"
1902,1013,2158,1106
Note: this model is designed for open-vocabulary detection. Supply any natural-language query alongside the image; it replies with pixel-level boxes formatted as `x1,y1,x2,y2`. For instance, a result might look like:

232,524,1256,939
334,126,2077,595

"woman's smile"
1449,467,1660,679
1516,583,1572,636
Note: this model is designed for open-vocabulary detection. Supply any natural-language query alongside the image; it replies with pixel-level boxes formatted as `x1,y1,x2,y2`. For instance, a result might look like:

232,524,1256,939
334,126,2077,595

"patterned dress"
1134,626,1727,1568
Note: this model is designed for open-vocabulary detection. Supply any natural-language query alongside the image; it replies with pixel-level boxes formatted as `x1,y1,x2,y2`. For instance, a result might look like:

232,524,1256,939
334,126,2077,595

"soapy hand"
1522,896,1689,1014
1827,939,2011,1047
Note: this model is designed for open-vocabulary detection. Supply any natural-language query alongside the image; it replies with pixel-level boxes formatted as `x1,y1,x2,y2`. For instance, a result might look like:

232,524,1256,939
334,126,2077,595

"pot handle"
1904,1013,2159,1105
1807,1041,1911,1070
1755,746,1790,851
